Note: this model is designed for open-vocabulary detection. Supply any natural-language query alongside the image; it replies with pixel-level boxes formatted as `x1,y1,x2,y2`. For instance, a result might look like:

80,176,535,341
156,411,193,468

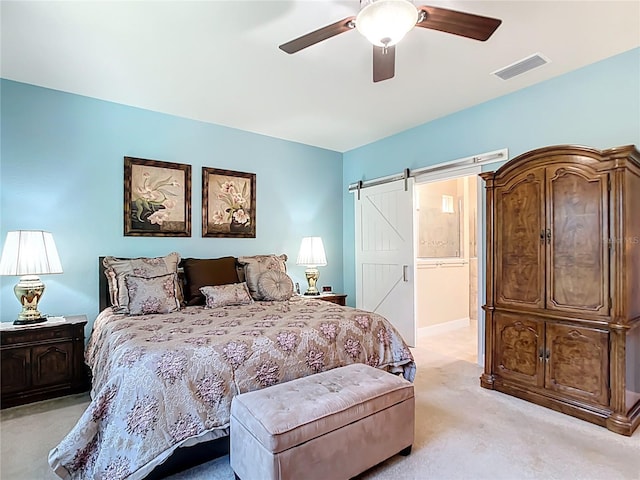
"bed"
48,254,416,480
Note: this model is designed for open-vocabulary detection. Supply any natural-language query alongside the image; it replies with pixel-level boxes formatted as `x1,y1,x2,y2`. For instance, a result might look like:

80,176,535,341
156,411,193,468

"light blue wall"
0,80,344,329
2,47,639,329
342,47,640,303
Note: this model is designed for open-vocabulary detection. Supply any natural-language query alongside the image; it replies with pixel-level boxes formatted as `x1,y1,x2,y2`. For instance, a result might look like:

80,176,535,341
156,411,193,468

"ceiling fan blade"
279,16,356,54
373,45,395,83
416,6,501,41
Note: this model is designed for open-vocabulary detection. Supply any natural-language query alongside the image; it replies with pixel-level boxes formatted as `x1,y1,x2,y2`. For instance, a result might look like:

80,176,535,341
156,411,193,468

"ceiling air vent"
492,53,550,80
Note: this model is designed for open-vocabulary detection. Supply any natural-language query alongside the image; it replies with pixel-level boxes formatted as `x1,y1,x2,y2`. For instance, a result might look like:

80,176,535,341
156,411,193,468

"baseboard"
418,317,470,337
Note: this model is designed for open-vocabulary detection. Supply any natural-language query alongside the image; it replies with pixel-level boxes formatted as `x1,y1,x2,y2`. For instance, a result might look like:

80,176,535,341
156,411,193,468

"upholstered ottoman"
230,363,414,480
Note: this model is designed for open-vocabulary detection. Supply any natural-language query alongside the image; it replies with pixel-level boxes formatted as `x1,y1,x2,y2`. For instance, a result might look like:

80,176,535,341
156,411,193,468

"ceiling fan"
279,0,502,82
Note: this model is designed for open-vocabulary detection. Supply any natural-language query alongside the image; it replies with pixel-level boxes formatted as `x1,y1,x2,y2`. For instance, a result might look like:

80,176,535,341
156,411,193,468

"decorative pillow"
181,257,240,306
125,273,181,315
103,253,181,314
200,283,254,309
237,254,288,300
257,270,294,301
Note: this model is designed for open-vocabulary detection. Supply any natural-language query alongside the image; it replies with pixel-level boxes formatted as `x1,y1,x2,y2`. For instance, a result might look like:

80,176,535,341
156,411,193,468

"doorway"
414,172,480,362
350,150,508,363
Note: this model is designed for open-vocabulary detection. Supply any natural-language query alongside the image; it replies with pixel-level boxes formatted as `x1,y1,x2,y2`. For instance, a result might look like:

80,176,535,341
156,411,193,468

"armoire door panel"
546,166,609,316
495,170,545,309
494,312,544,388
545,323,609,407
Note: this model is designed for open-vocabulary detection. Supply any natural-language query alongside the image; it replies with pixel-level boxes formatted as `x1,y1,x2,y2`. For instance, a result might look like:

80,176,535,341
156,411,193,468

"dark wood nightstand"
315,293,347,306
0,315,90,409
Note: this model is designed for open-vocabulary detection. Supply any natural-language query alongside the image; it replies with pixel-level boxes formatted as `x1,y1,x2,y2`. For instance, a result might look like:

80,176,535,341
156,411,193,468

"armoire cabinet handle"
546,229,552,244
540,230,545,244
545,349,550,362
538,348,544,362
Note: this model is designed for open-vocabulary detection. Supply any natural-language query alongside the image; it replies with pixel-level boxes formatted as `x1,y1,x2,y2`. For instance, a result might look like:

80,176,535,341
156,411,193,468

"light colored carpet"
1,325,638,479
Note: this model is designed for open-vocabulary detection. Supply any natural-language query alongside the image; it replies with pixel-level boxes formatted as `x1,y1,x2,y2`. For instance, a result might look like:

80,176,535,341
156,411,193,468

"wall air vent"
492,53,550,80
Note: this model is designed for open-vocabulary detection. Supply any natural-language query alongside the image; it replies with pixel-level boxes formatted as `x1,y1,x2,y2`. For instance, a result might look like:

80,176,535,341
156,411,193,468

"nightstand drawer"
316,294,347,306
1,325,72,346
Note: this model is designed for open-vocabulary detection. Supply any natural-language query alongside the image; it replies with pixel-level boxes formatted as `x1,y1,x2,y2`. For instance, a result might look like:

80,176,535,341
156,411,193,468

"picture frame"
202,167,256,238
124,156,192,237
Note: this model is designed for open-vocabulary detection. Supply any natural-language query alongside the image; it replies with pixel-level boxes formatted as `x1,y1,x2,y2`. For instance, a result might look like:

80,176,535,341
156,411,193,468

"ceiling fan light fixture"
356,0,419,47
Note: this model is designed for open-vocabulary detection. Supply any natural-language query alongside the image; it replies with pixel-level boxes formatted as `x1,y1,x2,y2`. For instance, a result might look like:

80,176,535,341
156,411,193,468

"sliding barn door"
355,179,416,347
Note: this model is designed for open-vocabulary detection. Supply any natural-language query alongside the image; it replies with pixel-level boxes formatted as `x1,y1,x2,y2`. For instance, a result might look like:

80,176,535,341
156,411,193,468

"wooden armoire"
480,144,640,436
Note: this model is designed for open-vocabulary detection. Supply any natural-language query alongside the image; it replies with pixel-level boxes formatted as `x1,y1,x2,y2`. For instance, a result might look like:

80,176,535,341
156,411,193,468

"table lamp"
0,230,63,325
296,237,327,296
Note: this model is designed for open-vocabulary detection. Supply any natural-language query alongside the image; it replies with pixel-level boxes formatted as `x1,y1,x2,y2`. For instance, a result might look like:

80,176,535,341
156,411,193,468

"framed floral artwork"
202,167,256,238
124,157,191,237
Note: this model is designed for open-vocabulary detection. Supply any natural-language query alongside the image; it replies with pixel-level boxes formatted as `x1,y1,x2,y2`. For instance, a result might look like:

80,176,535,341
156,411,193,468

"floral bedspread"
48,297,415,480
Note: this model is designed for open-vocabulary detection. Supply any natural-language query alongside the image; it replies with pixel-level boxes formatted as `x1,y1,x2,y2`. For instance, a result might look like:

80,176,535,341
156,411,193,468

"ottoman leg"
399,445,412,456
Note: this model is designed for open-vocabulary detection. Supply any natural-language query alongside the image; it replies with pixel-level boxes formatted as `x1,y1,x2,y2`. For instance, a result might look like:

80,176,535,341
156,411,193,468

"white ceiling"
2,1,639,152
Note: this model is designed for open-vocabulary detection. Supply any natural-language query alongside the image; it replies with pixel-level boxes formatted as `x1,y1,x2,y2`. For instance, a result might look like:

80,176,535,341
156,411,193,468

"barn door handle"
402,265,408,282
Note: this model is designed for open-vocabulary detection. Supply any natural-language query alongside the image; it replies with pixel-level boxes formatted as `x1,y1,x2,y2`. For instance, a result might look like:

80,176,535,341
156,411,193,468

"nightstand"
0,315,90,409
315,293,347,306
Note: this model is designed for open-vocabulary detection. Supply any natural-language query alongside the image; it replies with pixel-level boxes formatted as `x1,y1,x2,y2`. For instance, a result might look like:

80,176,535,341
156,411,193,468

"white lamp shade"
0,230,63,276
356,0,419,47
296,237,327,267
